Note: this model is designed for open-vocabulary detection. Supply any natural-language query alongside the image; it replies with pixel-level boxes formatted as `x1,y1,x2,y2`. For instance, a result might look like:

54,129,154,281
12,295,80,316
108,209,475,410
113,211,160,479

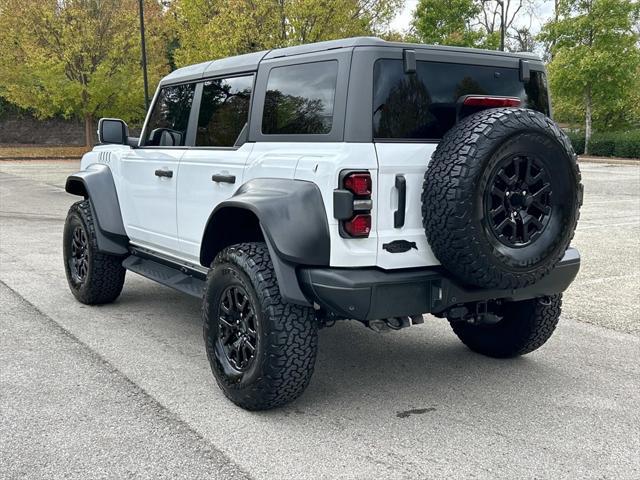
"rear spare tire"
422,108,582,289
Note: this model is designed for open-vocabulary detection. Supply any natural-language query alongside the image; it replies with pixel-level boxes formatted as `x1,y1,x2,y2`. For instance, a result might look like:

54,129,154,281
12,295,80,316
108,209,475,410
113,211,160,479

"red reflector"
462,96,521,108
344,214,371,237
344,173,372,196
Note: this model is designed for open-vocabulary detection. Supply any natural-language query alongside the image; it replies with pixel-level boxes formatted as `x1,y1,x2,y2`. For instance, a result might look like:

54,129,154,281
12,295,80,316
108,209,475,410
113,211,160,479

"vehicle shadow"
295,321,557,411
117,281,568,415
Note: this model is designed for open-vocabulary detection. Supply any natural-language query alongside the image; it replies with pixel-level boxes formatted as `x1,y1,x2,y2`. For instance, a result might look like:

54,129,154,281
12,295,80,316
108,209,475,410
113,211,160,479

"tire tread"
203,242,318,410
64,200,126,305
422,108,583,289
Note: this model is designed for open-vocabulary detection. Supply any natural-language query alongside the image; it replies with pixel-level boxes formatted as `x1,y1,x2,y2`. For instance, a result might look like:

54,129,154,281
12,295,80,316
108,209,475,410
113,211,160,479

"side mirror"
149,128,183,147
98,118,129,145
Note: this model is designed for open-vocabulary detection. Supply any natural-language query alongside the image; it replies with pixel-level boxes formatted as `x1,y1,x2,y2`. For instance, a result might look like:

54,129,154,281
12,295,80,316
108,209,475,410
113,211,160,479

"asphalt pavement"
0,160,639,479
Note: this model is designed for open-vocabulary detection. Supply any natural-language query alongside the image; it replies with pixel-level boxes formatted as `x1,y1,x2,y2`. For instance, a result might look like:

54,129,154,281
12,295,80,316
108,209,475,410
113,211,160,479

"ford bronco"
63,37,582,410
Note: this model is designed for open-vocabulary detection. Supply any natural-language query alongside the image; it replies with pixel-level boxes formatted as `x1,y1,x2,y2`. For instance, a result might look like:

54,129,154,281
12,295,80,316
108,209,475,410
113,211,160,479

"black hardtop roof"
160,36,541,86
264,36,540,59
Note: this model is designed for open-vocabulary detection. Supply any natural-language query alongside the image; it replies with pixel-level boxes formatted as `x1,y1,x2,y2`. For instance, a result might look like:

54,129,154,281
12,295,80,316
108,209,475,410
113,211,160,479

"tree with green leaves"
169,0,404,66
411,0,484,47
539,0,640,154
411,0,537,51
0,0,168,146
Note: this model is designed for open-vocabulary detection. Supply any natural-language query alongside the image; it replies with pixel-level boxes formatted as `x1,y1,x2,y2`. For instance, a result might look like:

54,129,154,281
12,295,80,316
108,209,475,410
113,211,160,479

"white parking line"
583,199,640,205
575,272,640,285
578,221,640,230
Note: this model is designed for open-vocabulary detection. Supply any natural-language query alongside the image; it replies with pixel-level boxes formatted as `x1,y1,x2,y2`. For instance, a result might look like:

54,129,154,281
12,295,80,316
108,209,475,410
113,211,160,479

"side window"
262,61,338,135
144,83,196,147
196,75,253,147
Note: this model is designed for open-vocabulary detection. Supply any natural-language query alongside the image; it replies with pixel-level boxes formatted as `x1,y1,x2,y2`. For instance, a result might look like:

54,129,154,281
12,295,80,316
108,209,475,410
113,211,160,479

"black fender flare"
201,178,331,305
65,164,129,255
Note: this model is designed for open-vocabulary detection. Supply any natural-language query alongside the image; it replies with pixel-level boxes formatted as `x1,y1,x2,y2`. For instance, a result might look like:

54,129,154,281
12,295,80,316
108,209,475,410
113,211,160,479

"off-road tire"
422,108,582,289
203,242,318,410
63,200,126,305
449,295,562,358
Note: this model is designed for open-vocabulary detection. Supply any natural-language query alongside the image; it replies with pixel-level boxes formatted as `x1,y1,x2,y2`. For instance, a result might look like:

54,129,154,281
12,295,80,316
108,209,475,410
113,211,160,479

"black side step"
122,256,205,298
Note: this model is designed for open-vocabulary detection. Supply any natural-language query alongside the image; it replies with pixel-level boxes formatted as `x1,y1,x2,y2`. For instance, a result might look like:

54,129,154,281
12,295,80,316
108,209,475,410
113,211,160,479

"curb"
578,156,639,166
0,157,81,162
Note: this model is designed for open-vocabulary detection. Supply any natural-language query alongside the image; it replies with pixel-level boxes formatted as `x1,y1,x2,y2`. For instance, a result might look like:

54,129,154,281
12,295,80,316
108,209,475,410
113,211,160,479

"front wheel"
63,200,126,305
448,295,562,358
202,242,318,410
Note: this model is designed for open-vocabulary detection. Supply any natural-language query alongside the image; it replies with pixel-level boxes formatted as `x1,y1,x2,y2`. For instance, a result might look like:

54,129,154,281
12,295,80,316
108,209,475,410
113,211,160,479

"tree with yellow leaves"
0,0,169,146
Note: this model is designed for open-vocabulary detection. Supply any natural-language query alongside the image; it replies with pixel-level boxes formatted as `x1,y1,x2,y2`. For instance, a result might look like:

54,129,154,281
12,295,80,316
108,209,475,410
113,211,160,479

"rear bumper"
298,248,580,321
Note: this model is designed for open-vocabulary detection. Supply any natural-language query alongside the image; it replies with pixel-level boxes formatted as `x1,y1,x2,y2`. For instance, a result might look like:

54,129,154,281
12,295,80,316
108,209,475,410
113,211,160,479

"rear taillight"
343,173,372,196
333,171,373,238
344,214,371,237
462,96,521,108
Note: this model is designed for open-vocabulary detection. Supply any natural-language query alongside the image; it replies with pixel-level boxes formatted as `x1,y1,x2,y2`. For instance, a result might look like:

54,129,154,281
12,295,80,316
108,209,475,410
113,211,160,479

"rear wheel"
448,295,562,358
203,242,318,410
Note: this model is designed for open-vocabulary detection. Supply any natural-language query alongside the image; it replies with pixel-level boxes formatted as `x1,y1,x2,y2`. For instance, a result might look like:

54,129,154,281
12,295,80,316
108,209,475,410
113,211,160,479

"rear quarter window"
373,59,550,140
262,61,338,135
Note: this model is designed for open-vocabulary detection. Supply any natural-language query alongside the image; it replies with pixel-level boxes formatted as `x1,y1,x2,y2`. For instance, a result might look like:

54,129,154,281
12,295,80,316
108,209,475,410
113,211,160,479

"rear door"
373,56,550,269
176,75,255,262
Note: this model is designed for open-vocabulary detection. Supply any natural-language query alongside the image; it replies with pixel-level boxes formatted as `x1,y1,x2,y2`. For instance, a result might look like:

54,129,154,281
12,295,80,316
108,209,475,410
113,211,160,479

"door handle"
154,169,173,178
394,174,406,228
211,174,236,184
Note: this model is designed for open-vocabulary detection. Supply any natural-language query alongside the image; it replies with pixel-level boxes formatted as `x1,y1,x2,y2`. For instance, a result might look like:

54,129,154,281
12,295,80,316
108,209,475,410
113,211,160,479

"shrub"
612,130,640,158
564,129,640,159
565,131,585,155
590,134,616,157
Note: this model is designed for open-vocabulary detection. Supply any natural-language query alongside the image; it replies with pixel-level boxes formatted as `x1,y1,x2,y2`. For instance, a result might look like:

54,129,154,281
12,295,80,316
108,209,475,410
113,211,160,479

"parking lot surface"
1,160,639,479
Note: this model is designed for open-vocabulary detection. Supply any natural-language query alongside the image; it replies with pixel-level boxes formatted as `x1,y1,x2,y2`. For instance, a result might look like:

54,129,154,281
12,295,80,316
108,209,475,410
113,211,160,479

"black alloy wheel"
422,107,582,289
63,200,126,305
203,242,318,410
69,225,89,284
484,154,553,248
216,285,258,372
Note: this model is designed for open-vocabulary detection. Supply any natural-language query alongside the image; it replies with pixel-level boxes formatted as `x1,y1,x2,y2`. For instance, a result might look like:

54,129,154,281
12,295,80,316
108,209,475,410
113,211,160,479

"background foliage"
411,0,540,51
169,0,403,65
0,0,168,145
0,0,638,156
566,130,640,158
539,0,640,153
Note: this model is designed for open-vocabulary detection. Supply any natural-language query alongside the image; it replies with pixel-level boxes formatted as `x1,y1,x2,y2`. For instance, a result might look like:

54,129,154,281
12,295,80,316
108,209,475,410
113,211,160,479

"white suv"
63,37,582,410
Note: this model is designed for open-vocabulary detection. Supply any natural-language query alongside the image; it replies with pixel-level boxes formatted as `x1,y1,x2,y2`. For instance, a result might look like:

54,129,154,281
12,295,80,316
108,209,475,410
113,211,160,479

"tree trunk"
84,113,95,148
584,87,592,156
